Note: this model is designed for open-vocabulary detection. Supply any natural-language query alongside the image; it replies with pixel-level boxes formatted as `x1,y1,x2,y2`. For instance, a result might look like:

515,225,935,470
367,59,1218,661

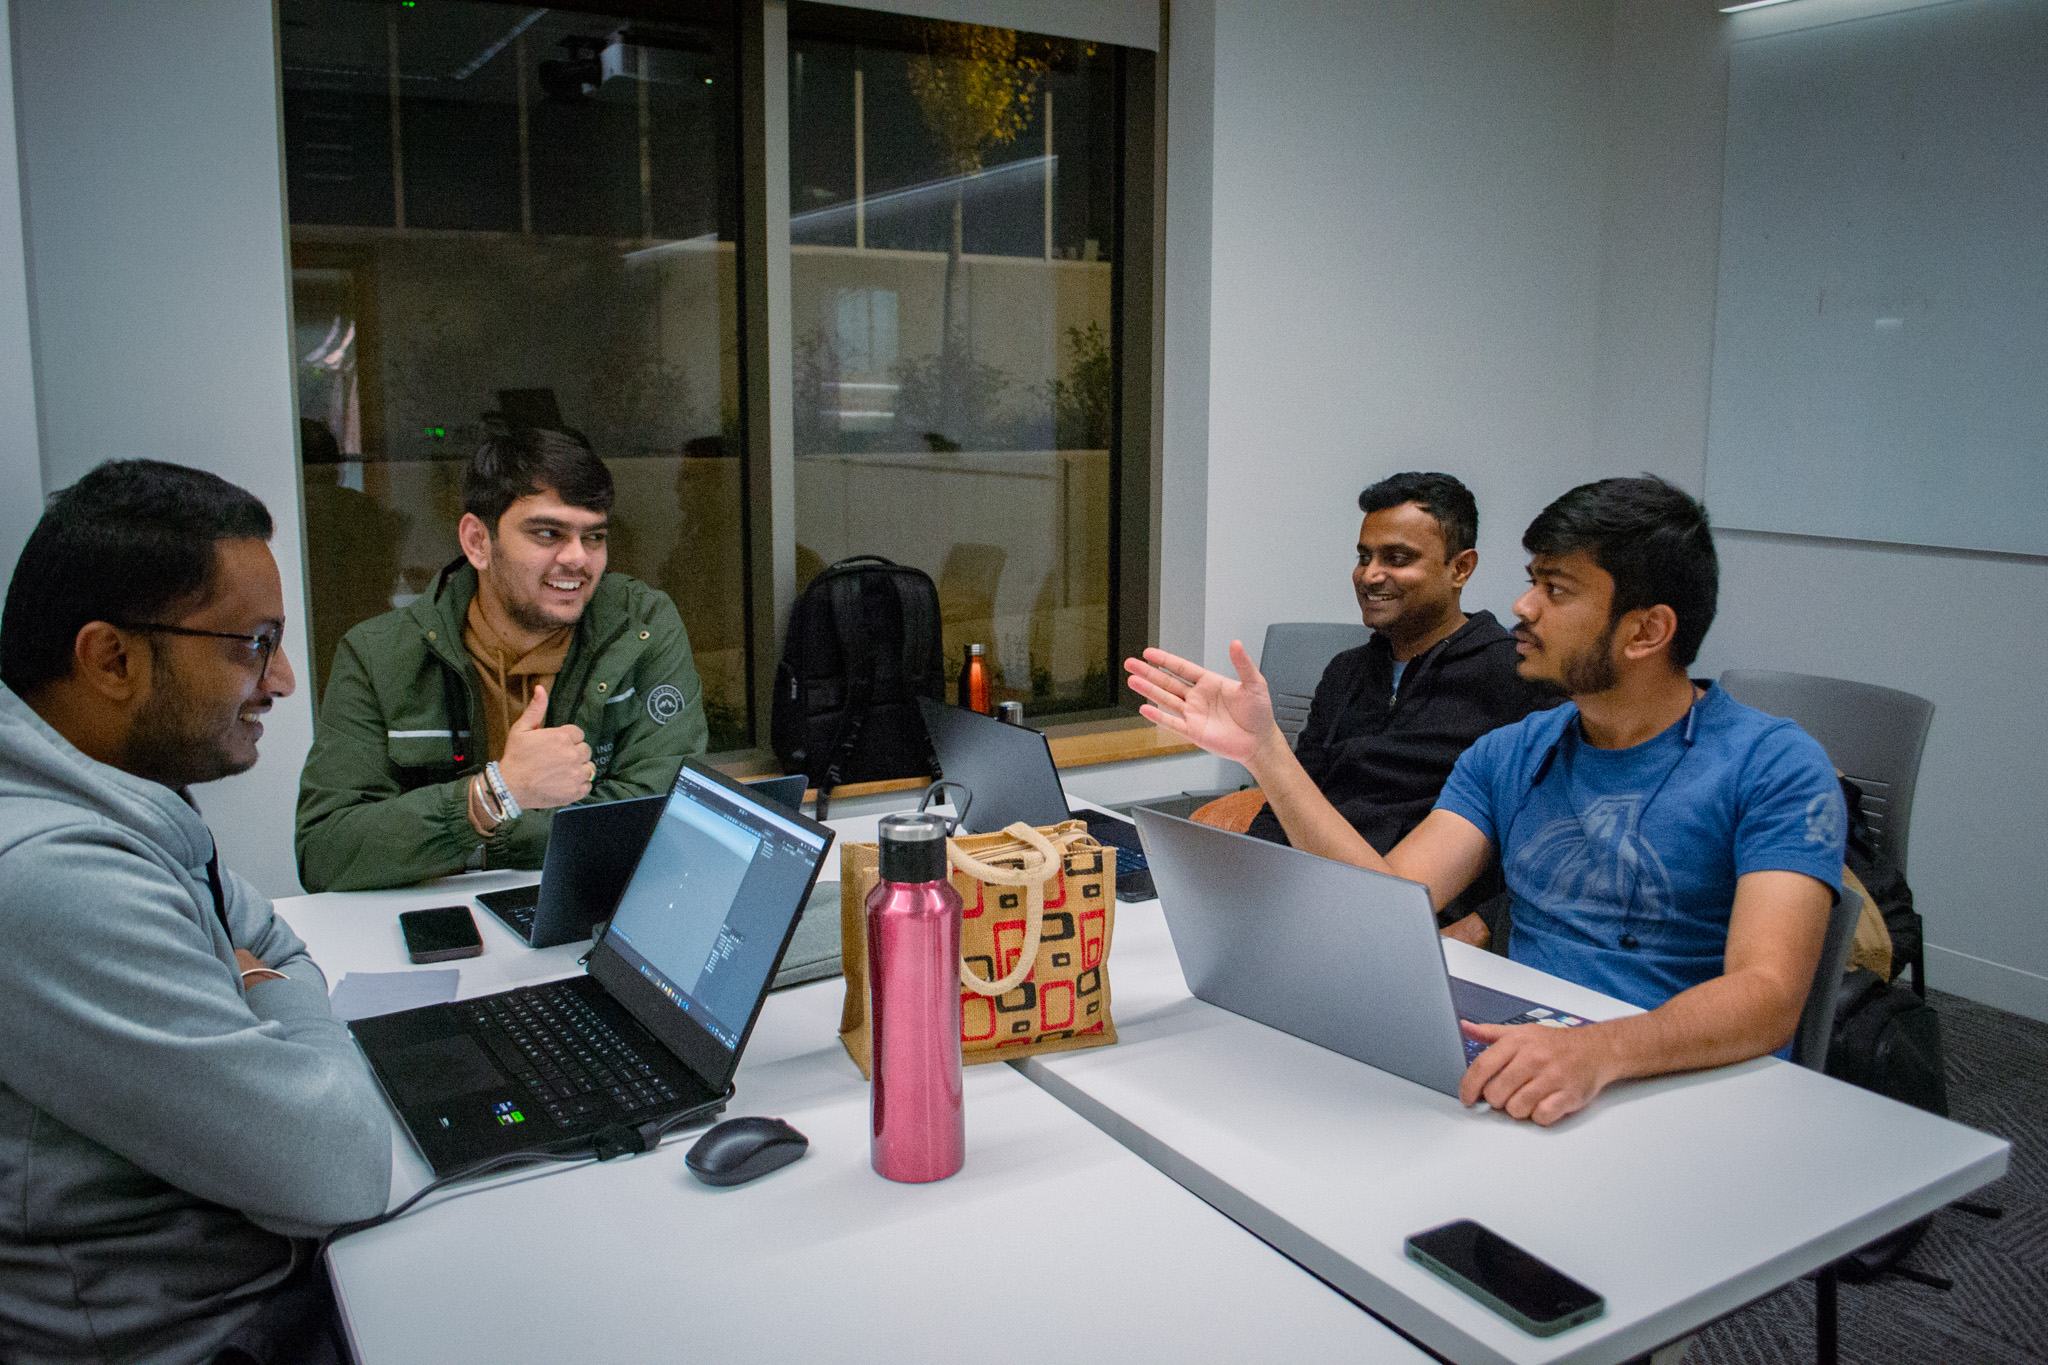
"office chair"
1717,670,1933,879
1792,885,1864,1073
1260,623,1372,747
1719,669,1934,997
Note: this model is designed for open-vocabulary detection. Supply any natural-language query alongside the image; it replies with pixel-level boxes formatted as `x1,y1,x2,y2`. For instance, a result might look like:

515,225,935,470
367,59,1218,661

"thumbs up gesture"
494,685,593,811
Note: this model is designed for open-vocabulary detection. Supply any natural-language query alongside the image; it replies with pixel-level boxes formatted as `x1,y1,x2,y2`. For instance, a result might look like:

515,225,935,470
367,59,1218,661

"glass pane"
788,7,1121,717
282,0,750,750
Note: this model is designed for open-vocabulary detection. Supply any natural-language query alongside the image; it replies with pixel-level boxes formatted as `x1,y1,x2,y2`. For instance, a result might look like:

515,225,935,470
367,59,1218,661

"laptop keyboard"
1461,1006,1589,1063
457,980,680,1127
475,885,540,937
1113,845,1148,877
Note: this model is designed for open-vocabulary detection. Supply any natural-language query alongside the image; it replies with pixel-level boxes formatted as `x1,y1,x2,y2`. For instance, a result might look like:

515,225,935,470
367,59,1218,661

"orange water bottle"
956,643,990,715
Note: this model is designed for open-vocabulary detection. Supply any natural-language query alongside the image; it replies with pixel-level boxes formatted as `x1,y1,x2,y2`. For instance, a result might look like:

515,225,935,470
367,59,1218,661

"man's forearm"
1245,734,1391,872
298,778,479,892
1586,967,1804,1085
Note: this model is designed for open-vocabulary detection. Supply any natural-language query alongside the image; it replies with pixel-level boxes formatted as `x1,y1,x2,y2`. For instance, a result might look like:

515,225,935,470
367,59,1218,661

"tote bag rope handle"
949,822,1083,997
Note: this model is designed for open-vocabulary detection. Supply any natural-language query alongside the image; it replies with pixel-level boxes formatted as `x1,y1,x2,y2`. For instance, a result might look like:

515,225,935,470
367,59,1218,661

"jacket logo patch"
647,684,685,725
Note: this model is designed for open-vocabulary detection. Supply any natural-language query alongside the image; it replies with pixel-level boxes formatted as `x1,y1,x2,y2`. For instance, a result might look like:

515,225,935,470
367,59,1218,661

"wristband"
240,966,287,987
485,761,523,822
470,772,505,832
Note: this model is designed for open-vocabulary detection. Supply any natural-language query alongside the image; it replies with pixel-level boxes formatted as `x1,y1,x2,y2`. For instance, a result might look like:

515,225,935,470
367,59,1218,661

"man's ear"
457,512,494,573
1618,604,1680,663
1448,547,1478,589
71,623,149,703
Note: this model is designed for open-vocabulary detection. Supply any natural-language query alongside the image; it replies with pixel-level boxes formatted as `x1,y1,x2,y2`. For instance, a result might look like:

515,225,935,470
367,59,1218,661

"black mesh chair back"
1259,623,1372,748
1718,670,1934,877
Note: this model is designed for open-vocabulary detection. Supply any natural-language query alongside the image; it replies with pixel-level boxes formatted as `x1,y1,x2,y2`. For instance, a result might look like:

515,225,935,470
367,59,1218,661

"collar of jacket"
413,557,632,675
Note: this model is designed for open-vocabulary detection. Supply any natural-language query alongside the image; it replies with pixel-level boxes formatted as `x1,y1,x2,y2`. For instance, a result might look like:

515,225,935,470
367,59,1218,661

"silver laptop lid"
1132,807,1469,1097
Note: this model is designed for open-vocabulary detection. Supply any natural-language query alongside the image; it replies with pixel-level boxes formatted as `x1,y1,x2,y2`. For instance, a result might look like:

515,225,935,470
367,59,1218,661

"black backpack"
1822,776,1959,1285
770,556,944,816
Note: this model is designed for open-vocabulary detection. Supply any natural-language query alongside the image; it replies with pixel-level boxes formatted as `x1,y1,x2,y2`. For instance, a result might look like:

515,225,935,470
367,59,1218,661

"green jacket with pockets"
295,561,708,892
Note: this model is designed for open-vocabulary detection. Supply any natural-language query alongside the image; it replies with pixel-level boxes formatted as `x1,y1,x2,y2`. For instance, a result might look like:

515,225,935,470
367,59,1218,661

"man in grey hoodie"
0,461,391,1364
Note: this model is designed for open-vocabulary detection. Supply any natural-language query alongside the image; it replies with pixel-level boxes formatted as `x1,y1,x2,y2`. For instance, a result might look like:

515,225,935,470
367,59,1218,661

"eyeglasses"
114,622,285,687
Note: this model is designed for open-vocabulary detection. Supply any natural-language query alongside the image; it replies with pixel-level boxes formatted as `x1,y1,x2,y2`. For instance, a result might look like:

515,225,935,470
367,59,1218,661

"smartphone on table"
399,905,484,964
1405,1219,1605,1337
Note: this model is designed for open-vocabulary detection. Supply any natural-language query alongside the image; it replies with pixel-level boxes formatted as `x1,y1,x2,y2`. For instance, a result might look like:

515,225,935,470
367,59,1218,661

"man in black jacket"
1247,473,1554,921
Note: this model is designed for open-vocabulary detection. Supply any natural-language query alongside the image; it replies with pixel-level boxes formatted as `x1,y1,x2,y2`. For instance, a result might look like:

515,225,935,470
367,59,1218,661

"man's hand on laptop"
1124,642,1286,768
498,685,594,811
1458,1020,1617,1127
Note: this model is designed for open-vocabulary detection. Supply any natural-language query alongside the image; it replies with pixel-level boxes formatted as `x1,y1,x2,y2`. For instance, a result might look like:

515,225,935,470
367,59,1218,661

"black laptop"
476,774,809,948
350,761,835,1175
916,697,1154,900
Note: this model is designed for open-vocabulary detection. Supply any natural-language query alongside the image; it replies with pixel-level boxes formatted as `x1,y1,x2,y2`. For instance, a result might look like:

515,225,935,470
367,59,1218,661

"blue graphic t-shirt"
1435,683,1845,1012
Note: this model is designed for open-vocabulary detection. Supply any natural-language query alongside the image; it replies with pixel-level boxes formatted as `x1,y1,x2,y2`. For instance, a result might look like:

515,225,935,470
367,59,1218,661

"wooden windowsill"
708,716,1197,803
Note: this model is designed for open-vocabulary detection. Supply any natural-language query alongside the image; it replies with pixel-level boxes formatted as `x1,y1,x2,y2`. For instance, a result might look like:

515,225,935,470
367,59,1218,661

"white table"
275,869,1431,1363
1019,891,2010,1365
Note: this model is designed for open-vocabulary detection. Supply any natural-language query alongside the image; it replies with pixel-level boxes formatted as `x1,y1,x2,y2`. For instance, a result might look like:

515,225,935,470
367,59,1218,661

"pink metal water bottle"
867,812,965,1182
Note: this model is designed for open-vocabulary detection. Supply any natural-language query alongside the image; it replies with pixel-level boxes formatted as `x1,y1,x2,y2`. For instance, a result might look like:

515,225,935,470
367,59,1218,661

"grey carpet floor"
1689,988,2048,1364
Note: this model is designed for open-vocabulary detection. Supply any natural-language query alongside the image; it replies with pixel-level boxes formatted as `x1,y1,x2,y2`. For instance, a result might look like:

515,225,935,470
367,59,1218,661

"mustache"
1513,626,1538,646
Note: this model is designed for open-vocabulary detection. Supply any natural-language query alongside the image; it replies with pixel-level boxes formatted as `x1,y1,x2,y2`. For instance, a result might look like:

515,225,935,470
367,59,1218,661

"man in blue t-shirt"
1126,477,1845,1127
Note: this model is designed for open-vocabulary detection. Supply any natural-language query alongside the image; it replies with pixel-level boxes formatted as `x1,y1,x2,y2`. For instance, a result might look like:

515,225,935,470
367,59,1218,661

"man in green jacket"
297,428,708,892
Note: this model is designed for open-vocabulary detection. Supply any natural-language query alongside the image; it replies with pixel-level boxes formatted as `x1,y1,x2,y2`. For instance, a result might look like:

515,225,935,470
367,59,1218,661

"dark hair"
463,427,613,531
1359,471,1479,558
1521,476,1718,668
2,460,274,694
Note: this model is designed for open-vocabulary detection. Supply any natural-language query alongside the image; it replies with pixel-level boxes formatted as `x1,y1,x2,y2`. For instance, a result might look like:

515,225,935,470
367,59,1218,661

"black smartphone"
399,905,484,964
1405,1220,1604,1338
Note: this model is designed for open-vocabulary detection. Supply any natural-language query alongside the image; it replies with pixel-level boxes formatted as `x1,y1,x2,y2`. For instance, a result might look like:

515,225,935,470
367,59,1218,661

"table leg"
1815,1261,1838,1365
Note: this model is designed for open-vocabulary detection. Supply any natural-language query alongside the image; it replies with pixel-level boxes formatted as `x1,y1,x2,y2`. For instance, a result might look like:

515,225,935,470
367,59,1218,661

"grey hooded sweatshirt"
0,685,390,1364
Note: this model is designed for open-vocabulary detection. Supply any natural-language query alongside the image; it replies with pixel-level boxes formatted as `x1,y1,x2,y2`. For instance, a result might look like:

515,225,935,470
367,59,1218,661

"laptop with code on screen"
350,761,834,1175
475,774,810,949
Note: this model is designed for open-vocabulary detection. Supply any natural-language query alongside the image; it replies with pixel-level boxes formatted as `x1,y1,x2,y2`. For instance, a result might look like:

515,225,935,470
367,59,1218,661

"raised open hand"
1122,641,1284,768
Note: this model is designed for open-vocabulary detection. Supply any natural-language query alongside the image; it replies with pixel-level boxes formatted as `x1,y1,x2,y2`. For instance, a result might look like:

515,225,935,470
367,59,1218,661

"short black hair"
1521,475,1718,669
463,427,613,532
2,460,274,694
1359,471,1479,558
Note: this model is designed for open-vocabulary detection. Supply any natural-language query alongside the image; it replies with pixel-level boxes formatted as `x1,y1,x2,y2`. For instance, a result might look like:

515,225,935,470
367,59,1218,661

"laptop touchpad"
385,1036,503,1106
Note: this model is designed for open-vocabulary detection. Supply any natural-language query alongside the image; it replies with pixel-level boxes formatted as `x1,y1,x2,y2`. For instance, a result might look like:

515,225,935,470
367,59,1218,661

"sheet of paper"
329,969,461,1021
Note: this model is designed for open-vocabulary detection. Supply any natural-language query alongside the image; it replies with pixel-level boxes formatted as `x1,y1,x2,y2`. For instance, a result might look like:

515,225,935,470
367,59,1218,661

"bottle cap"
968,642,985,656
878,812,950,883
996,700,1025,725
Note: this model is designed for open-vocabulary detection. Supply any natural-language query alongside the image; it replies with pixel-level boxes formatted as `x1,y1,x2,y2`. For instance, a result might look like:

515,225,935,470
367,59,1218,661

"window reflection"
282,0,749,749
789,7,1121,715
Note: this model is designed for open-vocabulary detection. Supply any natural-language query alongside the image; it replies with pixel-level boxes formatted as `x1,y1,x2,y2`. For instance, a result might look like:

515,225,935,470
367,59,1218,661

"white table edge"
1019,1053,2008,1365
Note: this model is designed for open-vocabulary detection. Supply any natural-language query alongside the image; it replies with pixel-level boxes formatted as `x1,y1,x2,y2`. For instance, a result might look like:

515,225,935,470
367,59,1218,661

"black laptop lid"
916,697,1070,833
585,761,834,1093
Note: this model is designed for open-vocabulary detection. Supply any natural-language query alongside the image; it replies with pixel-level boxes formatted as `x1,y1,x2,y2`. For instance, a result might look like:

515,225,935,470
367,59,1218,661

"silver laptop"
1132,808,1581,1097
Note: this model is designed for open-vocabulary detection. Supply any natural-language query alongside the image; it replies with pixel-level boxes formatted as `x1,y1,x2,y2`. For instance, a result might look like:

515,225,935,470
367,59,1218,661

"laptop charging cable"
322,1085,734,1251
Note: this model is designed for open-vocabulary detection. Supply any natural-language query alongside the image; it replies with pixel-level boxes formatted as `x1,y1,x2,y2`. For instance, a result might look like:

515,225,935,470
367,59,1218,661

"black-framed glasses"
114,622,284,687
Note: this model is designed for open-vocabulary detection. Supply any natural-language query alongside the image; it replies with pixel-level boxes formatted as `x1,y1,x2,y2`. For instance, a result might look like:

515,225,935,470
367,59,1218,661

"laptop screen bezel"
584,759,835,1093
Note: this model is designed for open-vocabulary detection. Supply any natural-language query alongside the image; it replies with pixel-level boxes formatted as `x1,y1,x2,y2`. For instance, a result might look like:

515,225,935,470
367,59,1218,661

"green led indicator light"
424,426,445,438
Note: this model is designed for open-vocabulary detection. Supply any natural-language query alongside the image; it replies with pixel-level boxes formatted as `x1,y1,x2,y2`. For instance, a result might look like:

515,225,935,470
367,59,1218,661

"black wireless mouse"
685,1115,809,1187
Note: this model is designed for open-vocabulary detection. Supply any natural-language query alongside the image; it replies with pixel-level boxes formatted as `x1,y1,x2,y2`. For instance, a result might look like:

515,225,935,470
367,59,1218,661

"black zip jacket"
1247,610,1558,856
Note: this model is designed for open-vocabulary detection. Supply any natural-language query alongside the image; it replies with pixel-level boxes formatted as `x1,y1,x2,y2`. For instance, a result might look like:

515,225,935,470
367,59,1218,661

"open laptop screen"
600,765,831,1053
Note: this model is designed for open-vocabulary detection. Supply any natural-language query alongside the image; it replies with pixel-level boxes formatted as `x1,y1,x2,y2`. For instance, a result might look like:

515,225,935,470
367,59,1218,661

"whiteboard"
1705,0,2048,556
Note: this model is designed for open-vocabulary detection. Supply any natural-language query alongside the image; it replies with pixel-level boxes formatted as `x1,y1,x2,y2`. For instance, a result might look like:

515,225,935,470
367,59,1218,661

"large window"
283,0,1151,753
787,6,1128,717
283,0,750,746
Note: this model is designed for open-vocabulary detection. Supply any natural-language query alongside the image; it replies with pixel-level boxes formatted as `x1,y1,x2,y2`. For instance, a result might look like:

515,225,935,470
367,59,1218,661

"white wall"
0,0,41,579
13,0,310,896
1189,0,2048,1022
1597,0,2048,1022
1200,0,1616,661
